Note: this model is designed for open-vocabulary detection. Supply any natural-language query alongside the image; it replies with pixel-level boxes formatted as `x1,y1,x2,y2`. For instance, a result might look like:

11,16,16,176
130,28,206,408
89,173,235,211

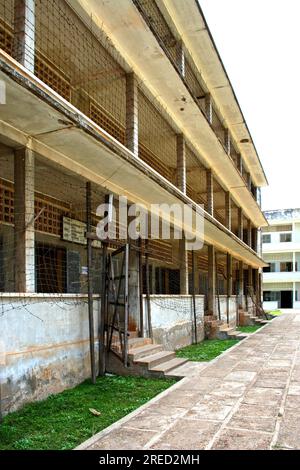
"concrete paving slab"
77,312,300,450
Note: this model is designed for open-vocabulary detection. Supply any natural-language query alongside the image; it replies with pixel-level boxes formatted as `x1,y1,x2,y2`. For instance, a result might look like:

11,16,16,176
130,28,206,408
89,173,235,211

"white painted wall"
143,295,205,350
0,295,100,414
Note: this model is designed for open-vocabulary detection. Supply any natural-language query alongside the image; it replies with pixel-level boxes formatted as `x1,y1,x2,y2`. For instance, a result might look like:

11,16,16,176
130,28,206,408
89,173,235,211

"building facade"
0,0,267,412
262,209,300,310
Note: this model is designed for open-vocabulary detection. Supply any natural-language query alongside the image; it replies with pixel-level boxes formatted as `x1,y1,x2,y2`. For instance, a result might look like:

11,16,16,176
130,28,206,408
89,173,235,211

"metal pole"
192,250,197,344
124,244,129,367
98,243,107,376
145,239,152,339
138,238,144,337
86,182,96,384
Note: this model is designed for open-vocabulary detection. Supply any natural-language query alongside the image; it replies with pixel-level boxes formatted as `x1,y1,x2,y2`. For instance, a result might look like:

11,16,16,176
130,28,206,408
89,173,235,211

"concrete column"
13,0,35,73
179,237,189,295
205,94,213,124
176,41,185,77
176,134,186,194
247,173,252,191
238,260,244,308
247,219,252,247
193,251,200,294
293,252,296,272
176,134,188,294
237,154,243,174
227,254,232,296
226,253,232,324
207,245,216,315
126,73,138,156
206,169,213,216
248,266,252,289
14,147,35,292
293,282,296,308
128,247,140,331
224,129,231,155
238,207,243,241
225,192,231,231
252,227,258,252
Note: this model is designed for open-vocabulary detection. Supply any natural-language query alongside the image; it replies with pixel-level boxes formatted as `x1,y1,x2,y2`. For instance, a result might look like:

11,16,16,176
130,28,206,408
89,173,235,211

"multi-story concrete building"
0,0,268,412
262,209,300,310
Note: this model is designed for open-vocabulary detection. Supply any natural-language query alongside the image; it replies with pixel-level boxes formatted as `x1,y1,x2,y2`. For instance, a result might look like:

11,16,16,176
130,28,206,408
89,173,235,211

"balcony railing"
133,0,258,200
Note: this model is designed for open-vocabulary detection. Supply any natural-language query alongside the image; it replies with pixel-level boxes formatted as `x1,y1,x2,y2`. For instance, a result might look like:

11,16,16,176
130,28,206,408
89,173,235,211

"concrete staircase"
107,335,189,379
217,324,249,341
204,315,246,341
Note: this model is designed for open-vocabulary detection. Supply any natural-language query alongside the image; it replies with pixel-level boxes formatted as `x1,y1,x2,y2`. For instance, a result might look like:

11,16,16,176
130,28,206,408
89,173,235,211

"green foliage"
0,375,175,450
176,339,238,362
237,325,262,333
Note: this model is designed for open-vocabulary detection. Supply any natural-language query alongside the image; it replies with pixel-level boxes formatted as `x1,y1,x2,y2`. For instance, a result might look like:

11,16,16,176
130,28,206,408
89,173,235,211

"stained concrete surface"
77,312,300,450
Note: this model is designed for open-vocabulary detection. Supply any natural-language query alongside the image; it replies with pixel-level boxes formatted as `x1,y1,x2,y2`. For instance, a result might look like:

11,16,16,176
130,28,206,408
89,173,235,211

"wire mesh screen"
0,0,127,145
186,145,207,209
138,90,177,185
133,0,178,67
213,177,226,226
211,107,226,148
0,150,105,297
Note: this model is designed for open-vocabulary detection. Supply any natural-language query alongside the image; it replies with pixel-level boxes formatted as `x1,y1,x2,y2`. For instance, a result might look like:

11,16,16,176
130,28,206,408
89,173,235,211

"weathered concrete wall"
0,295,100,415
215,296,238,327
143,295,205,350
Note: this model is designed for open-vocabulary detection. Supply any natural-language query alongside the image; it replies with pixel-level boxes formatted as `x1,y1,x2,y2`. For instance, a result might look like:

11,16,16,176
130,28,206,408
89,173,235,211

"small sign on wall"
63,217,86,245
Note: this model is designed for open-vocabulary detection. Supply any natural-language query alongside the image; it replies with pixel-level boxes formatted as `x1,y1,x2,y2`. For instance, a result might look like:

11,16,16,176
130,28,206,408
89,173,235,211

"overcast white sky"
200,0,300,211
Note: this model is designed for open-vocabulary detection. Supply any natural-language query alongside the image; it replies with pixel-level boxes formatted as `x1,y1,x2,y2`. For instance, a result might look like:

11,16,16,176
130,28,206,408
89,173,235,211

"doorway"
280,290,293,308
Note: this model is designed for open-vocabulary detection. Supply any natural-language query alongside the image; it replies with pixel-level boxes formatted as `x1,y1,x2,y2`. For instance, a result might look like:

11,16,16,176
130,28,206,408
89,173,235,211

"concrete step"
128,344,163,361
219,325,235,334
228,330,249,340
150,357,188,374
127,337,153,349
134,350,176,368
165,361,208,379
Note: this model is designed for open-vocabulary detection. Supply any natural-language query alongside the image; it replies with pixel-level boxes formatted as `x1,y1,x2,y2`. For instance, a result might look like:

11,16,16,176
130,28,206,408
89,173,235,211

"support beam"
205,93,213,124
125,73,138,156
14,146,35,292
238,260,244,308
13,0,35,73
207,245,216,315
238,207,243,241
176,134,186,194
206,169,213,216
225,192,231,231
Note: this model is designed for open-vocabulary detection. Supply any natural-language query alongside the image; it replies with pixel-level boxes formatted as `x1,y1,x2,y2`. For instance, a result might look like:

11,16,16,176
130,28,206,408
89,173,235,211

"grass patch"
268,309,282,316
237,325,262,333
176,338,238,362
0,375,175,450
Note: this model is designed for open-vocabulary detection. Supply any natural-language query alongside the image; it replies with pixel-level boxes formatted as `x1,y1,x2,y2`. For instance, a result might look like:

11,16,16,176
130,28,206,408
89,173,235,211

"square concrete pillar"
247,219,252,247
179,237,189,295
176,41,185,77
206,169,213,216
238,260,244,308
13,0,35,73
205,94,213,124
14,147,35,292
226,253,232,324
237,154,243,174
238,207,243,241
224,129,231,155
207,245,216,315
126,73,138,156
176,134,186,194
225,192,231,231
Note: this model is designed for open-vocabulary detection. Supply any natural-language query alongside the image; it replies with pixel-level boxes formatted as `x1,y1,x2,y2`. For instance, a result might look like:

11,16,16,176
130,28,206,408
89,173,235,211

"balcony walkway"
77,311,300,450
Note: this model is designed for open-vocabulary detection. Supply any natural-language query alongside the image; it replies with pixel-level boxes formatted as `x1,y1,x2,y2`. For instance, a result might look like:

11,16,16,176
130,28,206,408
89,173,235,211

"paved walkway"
77,312,300,450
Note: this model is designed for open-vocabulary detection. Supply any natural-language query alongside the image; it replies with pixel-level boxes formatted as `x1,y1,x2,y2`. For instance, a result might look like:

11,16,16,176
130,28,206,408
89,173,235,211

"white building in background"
262,209,300,310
